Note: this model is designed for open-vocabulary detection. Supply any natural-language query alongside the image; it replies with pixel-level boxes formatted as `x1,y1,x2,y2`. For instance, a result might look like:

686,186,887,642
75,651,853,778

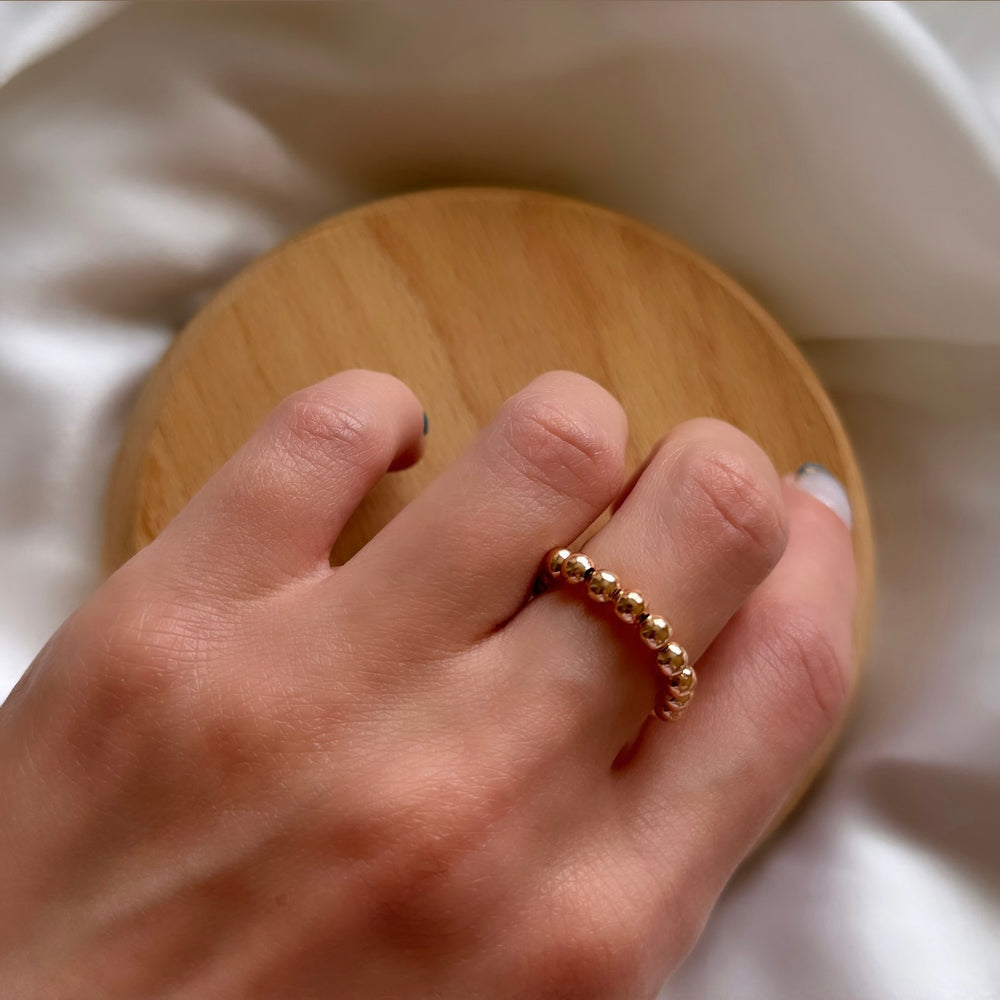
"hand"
0,370,856,999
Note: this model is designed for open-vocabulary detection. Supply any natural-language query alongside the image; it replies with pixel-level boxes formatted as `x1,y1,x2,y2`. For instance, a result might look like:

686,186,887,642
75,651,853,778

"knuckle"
272,388,388,474
367,845,479,951
66,591,285,788
512,850,653,1000
362,762,513,950
751,602,851,734
522,891,647,1000
501,393,622,505
675,444,787,569
87,594,187,673
72,572,241,702
54,600,203,773
79,598,205,704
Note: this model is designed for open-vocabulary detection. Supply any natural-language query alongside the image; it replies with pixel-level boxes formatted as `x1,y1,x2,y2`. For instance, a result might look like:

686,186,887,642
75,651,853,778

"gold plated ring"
540,547,696,721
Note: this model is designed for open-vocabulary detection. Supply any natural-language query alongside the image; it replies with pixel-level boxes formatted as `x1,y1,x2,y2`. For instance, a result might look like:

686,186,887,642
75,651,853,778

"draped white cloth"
1,3,997,996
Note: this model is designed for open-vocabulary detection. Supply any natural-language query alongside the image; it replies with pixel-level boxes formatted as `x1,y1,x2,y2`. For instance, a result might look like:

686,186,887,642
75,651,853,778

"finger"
332,371,628,651
156,369,425,591
502,419,789,758
618,471,857,921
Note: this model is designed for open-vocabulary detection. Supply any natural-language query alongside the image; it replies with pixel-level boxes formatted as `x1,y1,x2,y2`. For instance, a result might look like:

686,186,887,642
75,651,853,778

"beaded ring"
539,547,696,721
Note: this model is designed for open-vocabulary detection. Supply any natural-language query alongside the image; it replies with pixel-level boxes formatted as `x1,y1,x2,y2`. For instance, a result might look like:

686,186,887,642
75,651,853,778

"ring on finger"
538,548,697,722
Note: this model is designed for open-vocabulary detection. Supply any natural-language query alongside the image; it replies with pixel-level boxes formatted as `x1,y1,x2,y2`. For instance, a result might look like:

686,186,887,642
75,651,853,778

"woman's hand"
0,369,856,999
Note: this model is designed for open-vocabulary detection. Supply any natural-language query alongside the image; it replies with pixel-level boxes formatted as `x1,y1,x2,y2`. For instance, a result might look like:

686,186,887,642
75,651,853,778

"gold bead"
545,547,572,579
638,614,673,649
662,687,693,711
652,702,675,722
561,552,595,585
614,590,647,624
586,569,620,603
652,692,687,722
666,665,696,698
656,641,689,676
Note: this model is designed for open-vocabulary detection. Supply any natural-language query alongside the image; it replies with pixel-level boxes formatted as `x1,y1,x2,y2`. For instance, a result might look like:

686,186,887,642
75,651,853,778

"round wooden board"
105,185,873,694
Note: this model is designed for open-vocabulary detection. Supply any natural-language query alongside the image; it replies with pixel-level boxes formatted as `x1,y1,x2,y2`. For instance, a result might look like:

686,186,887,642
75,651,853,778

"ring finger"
499,418,789,761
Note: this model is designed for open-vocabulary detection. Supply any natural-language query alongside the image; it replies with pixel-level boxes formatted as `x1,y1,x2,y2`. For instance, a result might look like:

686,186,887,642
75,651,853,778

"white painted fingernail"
794,463,852,529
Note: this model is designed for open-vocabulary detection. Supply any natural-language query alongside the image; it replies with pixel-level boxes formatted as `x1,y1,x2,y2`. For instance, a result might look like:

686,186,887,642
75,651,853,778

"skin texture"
0,369,857,1000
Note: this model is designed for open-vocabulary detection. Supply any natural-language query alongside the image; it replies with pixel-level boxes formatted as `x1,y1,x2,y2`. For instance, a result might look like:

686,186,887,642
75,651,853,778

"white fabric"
1,2,998,996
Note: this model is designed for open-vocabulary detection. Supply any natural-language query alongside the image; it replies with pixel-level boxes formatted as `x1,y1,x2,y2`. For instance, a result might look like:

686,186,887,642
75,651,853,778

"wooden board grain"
105,186,873,674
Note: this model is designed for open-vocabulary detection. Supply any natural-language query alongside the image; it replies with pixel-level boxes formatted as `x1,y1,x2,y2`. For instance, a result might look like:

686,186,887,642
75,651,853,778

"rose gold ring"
539,548,696,722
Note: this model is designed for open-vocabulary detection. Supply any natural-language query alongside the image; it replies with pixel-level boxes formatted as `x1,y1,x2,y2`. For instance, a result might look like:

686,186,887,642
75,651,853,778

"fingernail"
794,463,852,529
422,412,429,436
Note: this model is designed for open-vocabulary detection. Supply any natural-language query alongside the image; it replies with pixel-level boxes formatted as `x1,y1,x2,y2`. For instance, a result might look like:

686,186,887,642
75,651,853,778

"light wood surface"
105,186,873,675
